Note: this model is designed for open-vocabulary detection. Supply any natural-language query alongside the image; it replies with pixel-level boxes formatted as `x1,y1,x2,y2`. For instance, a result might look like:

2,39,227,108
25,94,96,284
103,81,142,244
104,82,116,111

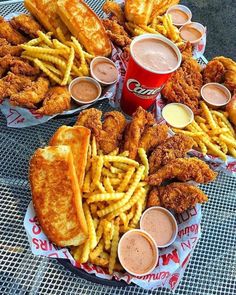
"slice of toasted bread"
29,145,87,247
49,125,90,188
125,0,154,25
24,0,70,39
57,0,112,56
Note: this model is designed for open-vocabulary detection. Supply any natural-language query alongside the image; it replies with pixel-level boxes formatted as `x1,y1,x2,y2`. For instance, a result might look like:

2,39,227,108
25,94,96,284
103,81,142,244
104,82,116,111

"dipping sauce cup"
140,206,178,248
69,77,102,105
180,22,205,45
90,56,119,86
118,229,158,276
120,34,182,116
166,5,192,27
201,83,231,108
162,103,194,128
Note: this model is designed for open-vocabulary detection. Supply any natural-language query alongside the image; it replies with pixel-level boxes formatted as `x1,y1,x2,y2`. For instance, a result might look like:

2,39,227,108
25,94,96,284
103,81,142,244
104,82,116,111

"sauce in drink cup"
120,34,182,116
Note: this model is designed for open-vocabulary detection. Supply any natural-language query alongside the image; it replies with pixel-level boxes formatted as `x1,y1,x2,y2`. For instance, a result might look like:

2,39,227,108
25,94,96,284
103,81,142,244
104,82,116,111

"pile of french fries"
21,30,94,85
125,14,183,47
173,101,236,161
71,138,149,274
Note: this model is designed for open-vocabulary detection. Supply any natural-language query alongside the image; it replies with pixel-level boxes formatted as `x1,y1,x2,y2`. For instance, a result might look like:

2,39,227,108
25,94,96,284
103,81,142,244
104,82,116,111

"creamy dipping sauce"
180,26,202,42
162,103,193,128
132,39,178,72
93,61,118,83
71,80,99,102
202,84,229,105
118,231,157,275
168,9,189,25
141,208,176,247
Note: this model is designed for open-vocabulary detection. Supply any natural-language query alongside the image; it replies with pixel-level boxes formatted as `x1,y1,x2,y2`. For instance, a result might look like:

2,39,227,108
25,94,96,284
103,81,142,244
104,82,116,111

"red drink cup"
120,34,182,116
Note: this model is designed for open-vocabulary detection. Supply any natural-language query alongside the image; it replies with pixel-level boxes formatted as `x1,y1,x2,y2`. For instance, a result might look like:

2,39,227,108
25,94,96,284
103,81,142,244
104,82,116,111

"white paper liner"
24,200,201,291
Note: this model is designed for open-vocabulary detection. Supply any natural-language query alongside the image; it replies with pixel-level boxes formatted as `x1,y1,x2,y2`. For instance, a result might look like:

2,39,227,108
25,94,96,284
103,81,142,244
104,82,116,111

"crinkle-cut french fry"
139,25,158,34
53,39,70,52
108,218,119,274
195,116,206,123
37,30,53,46
119,212,127,226
71,36,89,75
109,178,121,185
80,239,90,263
195,138,207,155
93,218,99,230
112,162,129,170
220,134,236,148
202,137,227,161
208,128,229,136
71,64,83,77
91,156,104,190
103,177,114,193
97,202,105,210
199,123,209,133
211,111,235,137
213,136,228,154
34,59,62,84
110,166,123,174
92,136,97,157
107,188,145,221
87,193,124,204
137,181,148,188
61,47,74,85
229,147,236,157
26,37,42,46
97,166,145,217
130,198,143,228
118,151,129,157
102,167,117,178
138,148,149,176
200,101,218,130
116,167,135,192
95,220,105,246
90,239,104,260
82,171,91,193
71,244,84,262
108,148,119,156
26,52,67,68
90,204,98,218
83,203,97,250
42,62,63,76
103,155,139,167
96,181,106,193
21,44,67,55
56,27,67,43
104,220,112,251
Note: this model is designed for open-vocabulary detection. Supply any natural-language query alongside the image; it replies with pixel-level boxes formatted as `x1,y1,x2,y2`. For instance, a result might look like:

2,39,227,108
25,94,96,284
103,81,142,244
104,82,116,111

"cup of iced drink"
120,34,182,116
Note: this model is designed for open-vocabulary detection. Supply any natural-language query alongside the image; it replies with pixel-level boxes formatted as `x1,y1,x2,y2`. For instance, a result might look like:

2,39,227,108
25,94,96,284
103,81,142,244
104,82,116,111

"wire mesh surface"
0,1,236,295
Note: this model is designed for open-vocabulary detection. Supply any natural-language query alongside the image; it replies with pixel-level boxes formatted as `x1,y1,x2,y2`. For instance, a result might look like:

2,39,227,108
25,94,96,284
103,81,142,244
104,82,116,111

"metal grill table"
0,1,236,294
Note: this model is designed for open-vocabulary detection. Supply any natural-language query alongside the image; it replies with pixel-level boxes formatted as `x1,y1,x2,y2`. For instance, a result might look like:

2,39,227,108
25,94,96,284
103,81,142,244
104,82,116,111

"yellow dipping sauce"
162,103,193,128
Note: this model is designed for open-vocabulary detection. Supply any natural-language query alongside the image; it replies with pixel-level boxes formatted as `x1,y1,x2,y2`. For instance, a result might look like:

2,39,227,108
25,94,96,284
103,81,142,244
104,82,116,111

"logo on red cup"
127,79,163,99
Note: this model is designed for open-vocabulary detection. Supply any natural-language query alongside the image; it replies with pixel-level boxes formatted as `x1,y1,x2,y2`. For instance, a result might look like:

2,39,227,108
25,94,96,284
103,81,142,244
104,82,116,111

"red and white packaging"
120,34,182,115
24,201,201,291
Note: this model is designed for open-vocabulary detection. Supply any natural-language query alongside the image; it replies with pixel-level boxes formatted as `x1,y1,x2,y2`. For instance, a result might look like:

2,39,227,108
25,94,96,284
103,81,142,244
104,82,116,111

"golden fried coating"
50,126,91,187
9,76,49,109
75,108,103,137
103,1,125,25
139,124,168,153
57,0,112,56
0,72,32,101
148,157,217,186
0,38,22,57
150,0,180,21
179,41,193,61
162,58,203,114
36,86,71,115
202,60,225,84
103,19,132,49
98,111,127,154
123,107,155,159
29,145,88,247
10,14,43,38
147,183,208,213
213,56,236,92
149,134,195,174
125,0,155,25
0,16,27,45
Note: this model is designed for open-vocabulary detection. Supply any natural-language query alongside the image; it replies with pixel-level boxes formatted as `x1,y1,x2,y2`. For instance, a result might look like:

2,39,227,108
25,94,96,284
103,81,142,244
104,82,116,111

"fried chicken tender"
103,1,125,25
98,111,126,154
36,86,71,115
10,14,43,38
123,106,155,159
0,72,32,101
179,41,193,61
0,16,27,45
213,56,236,92
139,124,168,153
75,108,102,137
147,183,208,213
147,157,217,186
162,58,203,114
102,19,131,49
149,134,195,174
202,60,225,84
10,76,49,109
0,55,40,77
0,38,22,57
